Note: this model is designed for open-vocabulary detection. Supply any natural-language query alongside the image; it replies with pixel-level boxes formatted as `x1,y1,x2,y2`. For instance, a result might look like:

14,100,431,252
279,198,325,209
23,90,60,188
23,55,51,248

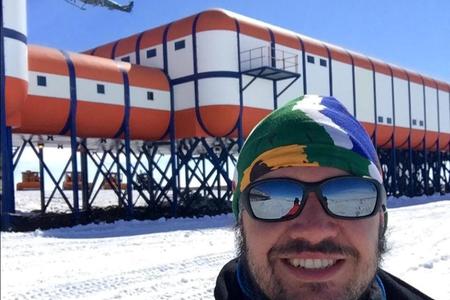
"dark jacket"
214,258,433,300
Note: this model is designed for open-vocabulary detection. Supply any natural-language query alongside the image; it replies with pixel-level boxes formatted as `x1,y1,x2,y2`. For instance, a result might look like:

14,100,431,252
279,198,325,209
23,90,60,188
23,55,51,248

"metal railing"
240,46,299,73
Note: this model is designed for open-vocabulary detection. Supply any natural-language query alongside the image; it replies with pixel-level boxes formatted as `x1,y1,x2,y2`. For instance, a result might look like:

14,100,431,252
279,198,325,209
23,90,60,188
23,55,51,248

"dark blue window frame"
320,59,327,67
97,84,105,94
37,75,47,87
307,55,315,64
146,48,157,58
174,40,186,51
147,91,154,101
121,56,130,62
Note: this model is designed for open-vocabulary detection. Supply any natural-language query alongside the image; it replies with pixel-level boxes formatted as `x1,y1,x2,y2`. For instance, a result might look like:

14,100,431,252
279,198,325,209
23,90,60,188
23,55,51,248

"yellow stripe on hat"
240,144,319,192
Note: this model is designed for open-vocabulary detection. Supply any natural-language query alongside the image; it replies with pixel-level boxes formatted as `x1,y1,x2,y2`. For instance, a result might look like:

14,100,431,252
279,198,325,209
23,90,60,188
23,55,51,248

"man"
214,95,432,300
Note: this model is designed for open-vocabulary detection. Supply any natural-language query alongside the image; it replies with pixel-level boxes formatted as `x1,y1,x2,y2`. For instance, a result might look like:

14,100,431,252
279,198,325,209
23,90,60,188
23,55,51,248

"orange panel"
361,122,375,138
129,108,170,140
407,71,422,85
237,18,271,41
76,101,123,138
198,105,240,137
391,65,408,81
373,61,391,76
168,15,196,41
329,46,352,64
13,95,70,135
115,34,139,57
126,64,170,90
5,77,27,128
196,10,236,32
272,29,300,49
352,53,372,70
439,133,450,151
92,42,115,58
411,128,425,149
81,48,95,55
422,76,436,88
376,124,394,148
28,45,68,75
70,52,123,84
302,38,328,57
175,109,204,138
425,131,439,150
394,127,410,149
139,25,166,49
242,107,271,137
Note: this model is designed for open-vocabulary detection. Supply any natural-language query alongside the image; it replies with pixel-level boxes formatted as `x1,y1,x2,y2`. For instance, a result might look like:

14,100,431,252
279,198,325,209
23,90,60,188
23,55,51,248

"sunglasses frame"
240,175,387,222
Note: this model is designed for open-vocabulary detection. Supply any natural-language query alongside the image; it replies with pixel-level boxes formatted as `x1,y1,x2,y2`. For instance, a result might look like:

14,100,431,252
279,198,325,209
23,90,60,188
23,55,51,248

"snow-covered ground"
1,195,450,299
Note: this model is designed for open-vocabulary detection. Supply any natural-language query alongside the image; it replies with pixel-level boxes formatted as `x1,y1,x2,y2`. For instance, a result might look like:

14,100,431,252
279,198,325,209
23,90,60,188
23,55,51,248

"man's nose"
285,191,339,243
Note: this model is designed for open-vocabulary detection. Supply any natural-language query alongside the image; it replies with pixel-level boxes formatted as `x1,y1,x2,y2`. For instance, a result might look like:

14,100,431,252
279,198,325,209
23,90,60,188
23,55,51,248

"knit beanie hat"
232,95,383,218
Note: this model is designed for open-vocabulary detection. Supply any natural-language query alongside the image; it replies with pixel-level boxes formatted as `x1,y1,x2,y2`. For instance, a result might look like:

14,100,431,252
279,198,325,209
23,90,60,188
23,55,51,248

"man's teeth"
288,258,336,269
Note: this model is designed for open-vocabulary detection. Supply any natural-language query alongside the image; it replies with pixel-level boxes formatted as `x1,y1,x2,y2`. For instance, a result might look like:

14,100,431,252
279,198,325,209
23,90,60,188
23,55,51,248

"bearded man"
214,95,431,300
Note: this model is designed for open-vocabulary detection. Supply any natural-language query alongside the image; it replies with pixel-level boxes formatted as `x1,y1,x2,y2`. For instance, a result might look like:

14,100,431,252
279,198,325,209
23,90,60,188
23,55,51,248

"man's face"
239,166,385,300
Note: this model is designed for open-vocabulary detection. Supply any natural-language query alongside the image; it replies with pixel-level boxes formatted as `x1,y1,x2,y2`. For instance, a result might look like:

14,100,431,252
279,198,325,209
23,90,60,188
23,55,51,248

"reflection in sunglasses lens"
249,181,303,220
322,178,377,217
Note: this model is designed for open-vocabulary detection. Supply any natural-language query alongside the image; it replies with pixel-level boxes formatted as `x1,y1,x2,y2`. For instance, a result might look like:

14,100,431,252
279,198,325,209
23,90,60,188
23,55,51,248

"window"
147,91,154,101
146,48,157,58
419,120,424,127
386,117,392,124
412,119,417,126
37,75,47,87
378,116,384,123
174,40,185,50
320,59,327,67
121,56,130,62
97,84,105,94
307,55,315,64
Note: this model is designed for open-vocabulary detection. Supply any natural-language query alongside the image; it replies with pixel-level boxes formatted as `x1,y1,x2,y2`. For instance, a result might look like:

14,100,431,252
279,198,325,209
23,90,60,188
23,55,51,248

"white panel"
242,75,273,110
375,72,393,125
438,90,450,134
3,0,27,34
331,60,353,115
129,87,170,110
305,53,329,96
173,82,195,111
197,30,238,72
198,78,239,106
28,72,70,99
116,53,136,64
140,45,164,69
410,83,425,129
354,67,374,123
168,36,194,79
240,35,271,71
274,44,303,106
425,87,438,131
276,78,303,107
393,78,409,128
4,38,28,80
76,79,124,105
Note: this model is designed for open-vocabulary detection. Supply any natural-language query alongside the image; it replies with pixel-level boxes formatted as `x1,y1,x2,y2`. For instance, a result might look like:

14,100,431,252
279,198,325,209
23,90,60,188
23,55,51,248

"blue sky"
27,0,450,82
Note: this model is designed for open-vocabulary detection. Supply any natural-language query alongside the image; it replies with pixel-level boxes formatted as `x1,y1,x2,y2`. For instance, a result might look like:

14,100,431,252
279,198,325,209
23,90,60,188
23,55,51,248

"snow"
2,195,450,299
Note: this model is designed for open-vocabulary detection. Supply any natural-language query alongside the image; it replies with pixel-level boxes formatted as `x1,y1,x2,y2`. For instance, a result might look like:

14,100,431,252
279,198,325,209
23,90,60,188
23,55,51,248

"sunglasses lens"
249,181,303,220
322,178,378,217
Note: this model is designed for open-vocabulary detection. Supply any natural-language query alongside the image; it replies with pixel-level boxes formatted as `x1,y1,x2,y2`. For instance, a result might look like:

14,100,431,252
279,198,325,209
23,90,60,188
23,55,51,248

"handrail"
240,46,299,73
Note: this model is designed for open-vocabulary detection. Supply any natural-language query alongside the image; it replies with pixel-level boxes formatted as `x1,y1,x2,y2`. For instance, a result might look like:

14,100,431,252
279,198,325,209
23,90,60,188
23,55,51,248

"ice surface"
2,195,449,299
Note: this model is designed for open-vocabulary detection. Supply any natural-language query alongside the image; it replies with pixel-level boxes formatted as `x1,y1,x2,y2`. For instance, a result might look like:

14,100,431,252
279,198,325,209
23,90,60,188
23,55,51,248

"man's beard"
235,221,388,300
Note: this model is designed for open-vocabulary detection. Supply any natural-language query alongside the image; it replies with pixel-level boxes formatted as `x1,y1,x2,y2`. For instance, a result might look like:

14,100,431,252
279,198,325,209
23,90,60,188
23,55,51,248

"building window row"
36,75,155,101
306,55,327,67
